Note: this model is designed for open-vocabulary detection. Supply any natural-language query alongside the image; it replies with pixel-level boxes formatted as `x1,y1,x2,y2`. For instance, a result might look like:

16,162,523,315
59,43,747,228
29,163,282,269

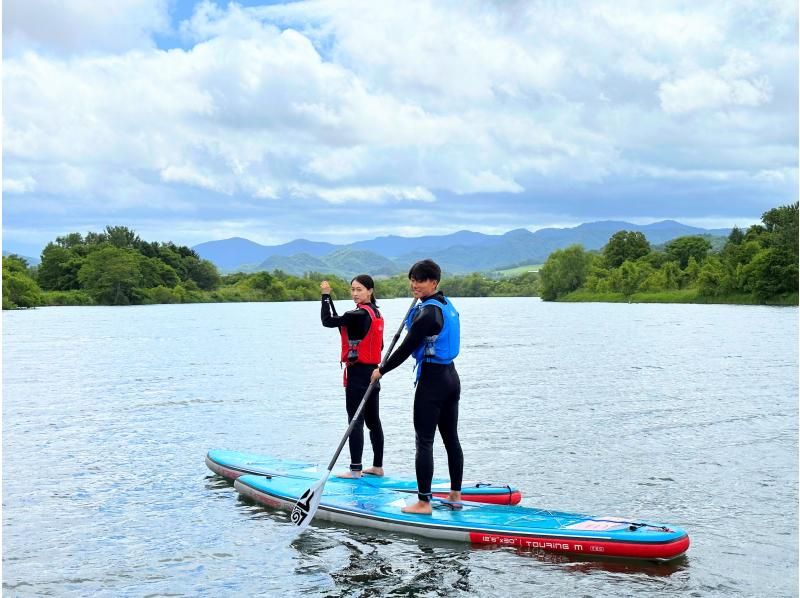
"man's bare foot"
362,467,384,476
401,500,433,515
335,470,362,479
448,491,462,503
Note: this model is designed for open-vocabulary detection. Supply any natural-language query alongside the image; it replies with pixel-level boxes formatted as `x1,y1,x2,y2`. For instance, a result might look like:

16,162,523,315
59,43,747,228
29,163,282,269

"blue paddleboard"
206,449,522,504
234,474,690,562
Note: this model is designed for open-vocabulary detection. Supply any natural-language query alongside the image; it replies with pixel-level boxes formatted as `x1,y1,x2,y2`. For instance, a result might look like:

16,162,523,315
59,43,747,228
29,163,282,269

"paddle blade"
290,476,326,530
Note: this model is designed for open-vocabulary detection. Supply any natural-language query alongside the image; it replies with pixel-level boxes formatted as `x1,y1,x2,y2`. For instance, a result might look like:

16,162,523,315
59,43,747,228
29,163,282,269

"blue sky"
3,0,797,257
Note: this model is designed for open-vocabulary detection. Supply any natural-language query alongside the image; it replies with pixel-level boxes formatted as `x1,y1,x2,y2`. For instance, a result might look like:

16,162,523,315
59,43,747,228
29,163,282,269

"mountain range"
193,220,732,278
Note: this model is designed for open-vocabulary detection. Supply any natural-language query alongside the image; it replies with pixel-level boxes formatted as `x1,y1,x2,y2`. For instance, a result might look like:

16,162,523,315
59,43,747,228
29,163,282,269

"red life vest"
339,304,384,365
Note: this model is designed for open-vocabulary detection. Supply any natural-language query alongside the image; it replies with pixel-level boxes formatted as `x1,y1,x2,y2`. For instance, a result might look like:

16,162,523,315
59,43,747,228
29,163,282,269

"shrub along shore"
537,202,797,306
2,227,538,309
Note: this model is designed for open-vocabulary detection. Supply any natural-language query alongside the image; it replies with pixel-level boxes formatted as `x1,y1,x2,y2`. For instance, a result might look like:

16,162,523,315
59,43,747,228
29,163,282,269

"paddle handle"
325,296,417,472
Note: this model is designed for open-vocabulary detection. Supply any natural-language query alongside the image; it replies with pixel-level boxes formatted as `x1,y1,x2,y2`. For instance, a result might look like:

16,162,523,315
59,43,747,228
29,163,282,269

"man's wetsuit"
321,295,384,472
378,291,463,502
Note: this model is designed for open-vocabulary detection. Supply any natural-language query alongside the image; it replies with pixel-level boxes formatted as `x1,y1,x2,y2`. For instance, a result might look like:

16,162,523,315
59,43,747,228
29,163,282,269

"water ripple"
3,299,798,596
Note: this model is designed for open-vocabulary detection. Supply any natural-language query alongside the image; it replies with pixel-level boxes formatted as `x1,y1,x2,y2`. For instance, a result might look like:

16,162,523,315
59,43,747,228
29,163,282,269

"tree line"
2,226,542,309
5,203,795,309
538,202,798,305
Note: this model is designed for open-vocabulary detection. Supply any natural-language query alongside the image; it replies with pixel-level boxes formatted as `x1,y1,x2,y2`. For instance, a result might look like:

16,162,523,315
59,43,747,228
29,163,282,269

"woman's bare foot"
362,467,384,476
335,470,362,479
401,500,433,515
448,491,462,503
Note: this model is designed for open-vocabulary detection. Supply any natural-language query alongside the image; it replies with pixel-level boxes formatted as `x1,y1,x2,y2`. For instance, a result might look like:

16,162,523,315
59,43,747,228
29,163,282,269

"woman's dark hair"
408,259,441,283
351,274,378,305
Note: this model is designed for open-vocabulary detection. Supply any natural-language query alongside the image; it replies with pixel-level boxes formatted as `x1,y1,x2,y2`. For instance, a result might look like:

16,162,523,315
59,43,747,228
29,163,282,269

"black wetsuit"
379,292,463,501
321,295,384,472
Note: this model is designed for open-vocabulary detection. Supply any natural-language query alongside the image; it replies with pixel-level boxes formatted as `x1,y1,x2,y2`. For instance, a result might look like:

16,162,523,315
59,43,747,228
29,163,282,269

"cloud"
290,184,436,204
659,52,773,114
3,0,171,56
160,164,229,193
2,0,797,254
3,176,37,193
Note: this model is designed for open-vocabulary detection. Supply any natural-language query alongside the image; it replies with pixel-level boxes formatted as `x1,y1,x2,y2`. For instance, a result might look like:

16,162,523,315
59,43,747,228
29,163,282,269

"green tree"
727,226,745,245
156,243,189,279
761,202,799,256
38,243,84,290
638,269,667,292
105,225,140,249
493,271,539,296
441,273,495,297
55,232,85,250
539,245,591,301
139,256,180,288
3,255,45,309
683,256,701,287
615,260,654,296
183,256,221,290
583,263,611,293
697,256,725,296
639,251,668,269
742,248,798,301
376,275,412,299
661,261,682,290
603,231,651,268
3,254,30,274
721,237,761,273
665,236,712,269
77,246,143,305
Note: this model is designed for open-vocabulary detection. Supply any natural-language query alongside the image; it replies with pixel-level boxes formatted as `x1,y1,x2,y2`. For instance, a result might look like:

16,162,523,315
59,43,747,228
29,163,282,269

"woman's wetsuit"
379,292,463,501
321,294,384,472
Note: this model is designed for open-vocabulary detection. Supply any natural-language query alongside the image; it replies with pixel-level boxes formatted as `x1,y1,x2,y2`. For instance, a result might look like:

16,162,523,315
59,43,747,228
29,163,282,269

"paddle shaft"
325,297,417,472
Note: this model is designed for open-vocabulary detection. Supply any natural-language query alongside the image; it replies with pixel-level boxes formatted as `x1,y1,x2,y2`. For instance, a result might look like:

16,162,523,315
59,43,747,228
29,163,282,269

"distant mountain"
250,253,328,275
349,230,498,258
250,248,402,278
193,237,340,270
194,220,732,275
416,221,731,273
2,250,40,266
323,248,400,277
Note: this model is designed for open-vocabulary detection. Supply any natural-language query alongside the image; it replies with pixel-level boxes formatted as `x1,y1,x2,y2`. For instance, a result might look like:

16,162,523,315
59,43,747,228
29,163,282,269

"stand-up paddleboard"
234,474,689,562
206,449,522,505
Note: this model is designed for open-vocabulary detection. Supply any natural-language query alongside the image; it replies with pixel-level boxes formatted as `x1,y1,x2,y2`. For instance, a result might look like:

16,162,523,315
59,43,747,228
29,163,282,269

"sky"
3,0,798,256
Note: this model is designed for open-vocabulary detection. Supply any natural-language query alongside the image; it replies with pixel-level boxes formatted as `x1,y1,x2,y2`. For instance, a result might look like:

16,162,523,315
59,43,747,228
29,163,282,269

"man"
370,259,462,514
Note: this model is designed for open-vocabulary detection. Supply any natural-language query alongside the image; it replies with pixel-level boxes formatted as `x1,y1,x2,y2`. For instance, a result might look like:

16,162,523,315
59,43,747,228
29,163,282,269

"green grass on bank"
491,263,542,277
561,289,799,306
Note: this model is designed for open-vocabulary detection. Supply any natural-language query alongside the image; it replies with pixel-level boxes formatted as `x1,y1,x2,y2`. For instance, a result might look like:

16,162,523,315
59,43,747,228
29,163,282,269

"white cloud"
2,0,796,250
291,184,436,204
659,65,772,114
3,0,170,56
3,176,37,193
160,165,229,193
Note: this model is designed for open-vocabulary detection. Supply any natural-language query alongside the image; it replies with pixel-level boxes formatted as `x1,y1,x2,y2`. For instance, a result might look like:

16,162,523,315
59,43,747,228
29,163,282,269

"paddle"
291,296,418,531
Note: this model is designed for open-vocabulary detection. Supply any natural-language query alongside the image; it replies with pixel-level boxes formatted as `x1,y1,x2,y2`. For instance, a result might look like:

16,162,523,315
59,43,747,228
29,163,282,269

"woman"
320,275,385,478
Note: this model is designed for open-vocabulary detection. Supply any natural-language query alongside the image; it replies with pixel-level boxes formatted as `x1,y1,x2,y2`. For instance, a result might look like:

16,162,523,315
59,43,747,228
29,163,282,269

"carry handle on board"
291,296,418,530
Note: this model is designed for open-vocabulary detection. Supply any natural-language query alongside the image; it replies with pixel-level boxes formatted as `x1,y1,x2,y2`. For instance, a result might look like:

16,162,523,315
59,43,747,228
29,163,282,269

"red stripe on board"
213,465,244,480
468,532,690,560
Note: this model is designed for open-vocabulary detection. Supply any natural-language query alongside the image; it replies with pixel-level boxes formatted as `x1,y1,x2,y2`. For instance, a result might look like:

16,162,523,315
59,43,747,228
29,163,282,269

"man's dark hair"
408,259,441,282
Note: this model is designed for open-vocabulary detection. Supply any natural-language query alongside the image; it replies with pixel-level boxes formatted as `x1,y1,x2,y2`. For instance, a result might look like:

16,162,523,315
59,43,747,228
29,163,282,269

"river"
3,298,797,596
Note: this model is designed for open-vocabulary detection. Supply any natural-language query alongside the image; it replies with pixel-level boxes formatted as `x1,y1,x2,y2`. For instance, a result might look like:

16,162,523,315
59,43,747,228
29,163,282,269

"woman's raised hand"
320,280,332,294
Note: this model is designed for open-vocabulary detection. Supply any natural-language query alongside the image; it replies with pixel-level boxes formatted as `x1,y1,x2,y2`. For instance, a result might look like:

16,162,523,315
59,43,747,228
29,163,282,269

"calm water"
3,298,798,597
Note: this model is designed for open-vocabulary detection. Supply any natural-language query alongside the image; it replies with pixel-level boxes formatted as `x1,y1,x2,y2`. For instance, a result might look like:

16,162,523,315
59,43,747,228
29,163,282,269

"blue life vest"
404,296,460,373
